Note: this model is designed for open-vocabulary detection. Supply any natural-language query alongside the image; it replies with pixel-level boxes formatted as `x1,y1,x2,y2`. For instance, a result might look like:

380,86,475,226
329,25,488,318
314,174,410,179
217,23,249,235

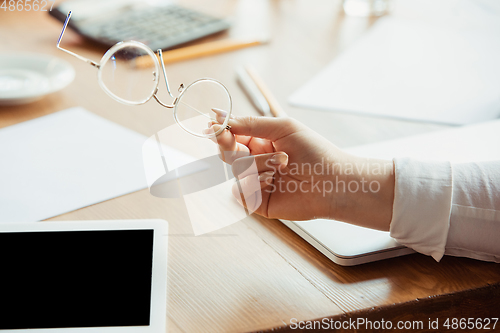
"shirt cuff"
390,157,453,261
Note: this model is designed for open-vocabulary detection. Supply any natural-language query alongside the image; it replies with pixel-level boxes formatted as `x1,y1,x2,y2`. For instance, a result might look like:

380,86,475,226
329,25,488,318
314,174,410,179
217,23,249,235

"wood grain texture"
271,283,500,332
1,1,499,332
244,216,500,313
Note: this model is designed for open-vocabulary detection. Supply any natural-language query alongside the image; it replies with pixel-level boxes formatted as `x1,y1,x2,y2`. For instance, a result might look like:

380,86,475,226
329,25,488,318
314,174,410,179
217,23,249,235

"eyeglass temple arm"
57,11,100,68
157,49,175,99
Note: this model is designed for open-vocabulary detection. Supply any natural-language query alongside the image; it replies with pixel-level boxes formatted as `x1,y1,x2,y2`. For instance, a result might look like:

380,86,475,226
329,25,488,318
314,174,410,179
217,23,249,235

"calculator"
49,0,231,51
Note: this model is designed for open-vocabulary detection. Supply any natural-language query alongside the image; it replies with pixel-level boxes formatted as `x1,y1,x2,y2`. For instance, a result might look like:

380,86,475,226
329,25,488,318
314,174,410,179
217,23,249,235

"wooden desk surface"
1,1,499,332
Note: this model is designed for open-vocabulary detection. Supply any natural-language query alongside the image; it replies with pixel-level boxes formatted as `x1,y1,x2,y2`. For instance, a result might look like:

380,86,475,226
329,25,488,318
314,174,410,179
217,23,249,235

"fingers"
229,150,285,213
212,108,232,124
207,122,250,164
207,122,231,148
232,152,288,179
232,171,274,213
212,109,300,142
209,109,297,164
233,171,274,195
229,152,286,214
246,137,275,155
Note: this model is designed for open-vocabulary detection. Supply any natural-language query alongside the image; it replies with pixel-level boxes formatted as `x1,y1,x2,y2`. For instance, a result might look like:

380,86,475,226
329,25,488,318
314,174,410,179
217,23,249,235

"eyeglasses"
56,11,232,138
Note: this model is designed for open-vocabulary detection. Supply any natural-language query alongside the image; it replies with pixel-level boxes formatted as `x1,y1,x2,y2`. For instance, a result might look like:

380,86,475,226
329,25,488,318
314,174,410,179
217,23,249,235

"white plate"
0,53,75,105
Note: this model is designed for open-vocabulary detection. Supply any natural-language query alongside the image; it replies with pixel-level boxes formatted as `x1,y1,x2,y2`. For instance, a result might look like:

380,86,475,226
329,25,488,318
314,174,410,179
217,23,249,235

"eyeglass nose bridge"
153,89,175,109
151,48,182,109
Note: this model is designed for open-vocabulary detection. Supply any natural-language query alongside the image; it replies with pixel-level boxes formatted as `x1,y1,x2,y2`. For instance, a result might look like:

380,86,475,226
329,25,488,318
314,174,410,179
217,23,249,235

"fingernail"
208,121,212,128
212,108,233,124
259,171,275,182
212,108,227,117
270,153,288,165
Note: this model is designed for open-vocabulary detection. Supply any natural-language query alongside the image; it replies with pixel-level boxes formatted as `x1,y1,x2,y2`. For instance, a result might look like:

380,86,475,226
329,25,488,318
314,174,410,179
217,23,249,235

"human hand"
208,110,395,231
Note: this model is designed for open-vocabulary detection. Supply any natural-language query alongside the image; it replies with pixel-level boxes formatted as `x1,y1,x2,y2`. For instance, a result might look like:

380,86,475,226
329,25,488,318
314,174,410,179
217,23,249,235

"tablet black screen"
0,229,154,330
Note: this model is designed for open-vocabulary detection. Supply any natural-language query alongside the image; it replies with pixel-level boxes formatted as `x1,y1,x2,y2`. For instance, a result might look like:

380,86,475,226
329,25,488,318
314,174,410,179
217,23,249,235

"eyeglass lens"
175,79,231,137
100,45,158,104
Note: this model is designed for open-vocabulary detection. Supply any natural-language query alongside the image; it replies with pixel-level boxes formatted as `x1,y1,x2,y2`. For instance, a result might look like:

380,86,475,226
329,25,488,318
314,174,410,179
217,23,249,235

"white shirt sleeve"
390,158,500,262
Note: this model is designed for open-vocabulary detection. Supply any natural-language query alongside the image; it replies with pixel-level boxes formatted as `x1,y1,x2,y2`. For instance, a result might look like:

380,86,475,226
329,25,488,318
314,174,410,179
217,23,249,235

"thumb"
212,109,299,141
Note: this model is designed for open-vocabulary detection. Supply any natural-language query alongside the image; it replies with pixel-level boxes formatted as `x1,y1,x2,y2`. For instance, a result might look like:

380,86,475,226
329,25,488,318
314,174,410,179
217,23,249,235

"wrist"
329,157,395,231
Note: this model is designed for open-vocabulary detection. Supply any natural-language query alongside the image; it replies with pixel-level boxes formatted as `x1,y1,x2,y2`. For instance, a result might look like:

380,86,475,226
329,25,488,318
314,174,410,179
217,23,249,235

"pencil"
135,38,268,68
244,66,287,118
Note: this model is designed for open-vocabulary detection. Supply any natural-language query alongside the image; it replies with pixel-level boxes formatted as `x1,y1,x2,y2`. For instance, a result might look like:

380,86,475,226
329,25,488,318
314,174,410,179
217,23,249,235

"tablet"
0,219,168,333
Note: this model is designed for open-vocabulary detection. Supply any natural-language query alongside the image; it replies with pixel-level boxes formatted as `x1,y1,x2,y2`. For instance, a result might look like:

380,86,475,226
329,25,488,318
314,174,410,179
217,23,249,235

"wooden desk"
1,1,499,332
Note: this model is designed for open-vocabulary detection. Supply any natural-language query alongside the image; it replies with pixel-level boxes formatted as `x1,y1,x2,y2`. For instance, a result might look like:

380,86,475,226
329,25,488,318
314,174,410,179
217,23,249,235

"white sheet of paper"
294,119,500,258
0,107,201,222
346,119,500,162
289,14,500,125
